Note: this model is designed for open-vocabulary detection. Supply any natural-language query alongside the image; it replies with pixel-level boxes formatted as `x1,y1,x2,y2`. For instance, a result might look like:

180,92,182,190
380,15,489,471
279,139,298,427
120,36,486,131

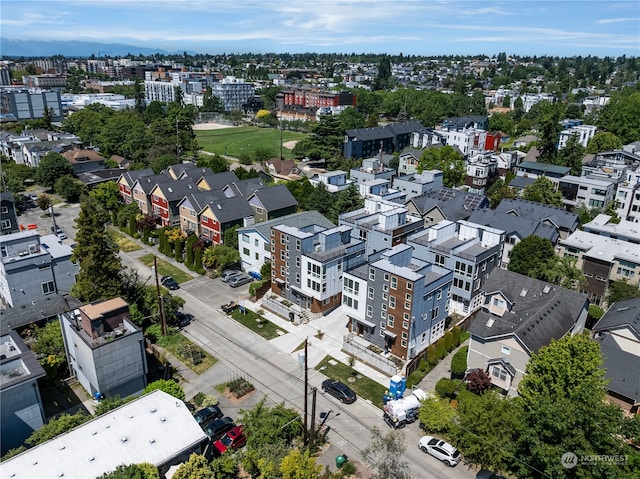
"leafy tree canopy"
36,152,73,188
143,379,185,401
362,426,410,479
605,279,640,306
99,463,159,479
417,145,465,187
522,176,563,207
26,411,90,447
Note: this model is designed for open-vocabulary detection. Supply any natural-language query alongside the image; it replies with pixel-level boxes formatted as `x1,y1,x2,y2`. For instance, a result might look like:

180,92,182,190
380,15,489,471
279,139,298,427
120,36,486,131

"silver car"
228,274,252,288
221,270,242,282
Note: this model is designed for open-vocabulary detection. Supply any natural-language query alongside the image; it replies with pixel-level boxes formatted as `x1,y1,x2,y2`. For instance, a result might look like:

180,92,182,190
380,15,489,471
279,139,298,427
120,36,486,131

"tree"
72,197,124,302
362,426,410,479
417,396,457,433
202,245,240,271
223,225,240,250
201,86,224,113
450,390,519,473
418,146,465,187
210,454,239,479
536,102,563,163
172,454,212,479
512,334,625,479
54,175,83,202
144,379,185,401
435,378,459,399
450,346,468,378
31,320,66,380
99,463,159,479
556,134,585,175
36,193,53,213
508,236,556,278
90,181,122,212
36,152,73,188
465,369,492,395
597,88,640,144
522,176,563,207
280,449,322,479
486,178,517,209
605,279,640,305
26,411,90,446
338,107,365,131
586,131,622,154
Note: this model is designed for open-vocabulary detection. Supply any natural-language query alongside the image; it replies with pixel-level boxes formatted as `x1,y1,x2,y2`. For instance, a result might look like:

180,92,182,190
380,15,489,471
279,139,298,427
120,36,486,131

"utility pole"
279,114,283,160
153,255,167,336
176,119,180,162
303,338,308,446
310,386,317,445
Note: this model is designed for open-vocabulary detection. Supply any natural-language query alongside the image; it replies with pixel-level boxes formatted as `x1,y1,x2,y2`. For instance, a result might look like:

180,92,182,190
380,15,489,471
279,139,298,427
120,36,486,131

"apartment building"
392,170,443,200
0,87,63,122
557,230,640,305
582,215,640,244
465,153,499,194
558,175,616,210
117,169,154,204
407,220,504,315
558,124,597,149
210,76,255,112
342,244,453,360
308,170,353,192
615,165,640,222
339,198,423,256
270,224,366,315
350,158,396,187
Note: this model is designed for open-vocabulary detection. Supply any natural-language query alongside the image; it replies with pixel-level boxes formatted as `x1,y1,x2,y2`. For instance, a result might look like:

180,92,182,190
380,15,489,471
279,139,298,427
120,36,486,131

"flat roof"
560,230,640,264
2,390,207,479
80,297,129,320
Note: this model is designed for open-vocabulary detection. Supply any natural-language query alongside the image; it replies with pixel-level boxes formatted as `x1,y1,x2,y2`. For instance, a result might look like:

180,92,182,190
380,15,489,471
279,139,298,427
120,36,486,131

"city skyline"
1,0,639,58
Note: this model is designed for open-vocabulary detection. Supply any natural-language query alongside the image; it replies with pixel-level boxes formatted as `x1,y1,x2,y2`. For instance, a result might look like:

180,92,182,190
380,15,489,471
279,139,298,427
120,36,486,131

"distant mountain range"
0,38,194,58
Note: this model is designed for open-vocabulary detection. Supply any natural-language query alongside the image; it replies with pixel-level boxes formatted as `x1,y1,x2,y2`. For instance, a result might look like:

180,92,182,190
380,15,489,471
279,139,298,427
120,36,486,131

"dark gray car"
228,274,252,288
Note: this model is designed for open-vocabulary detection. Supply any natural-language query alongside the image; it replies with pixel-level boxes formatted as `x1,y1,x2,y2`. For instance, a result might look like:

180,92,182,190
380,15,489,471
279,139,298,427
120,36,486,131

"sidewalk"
417,339,469,393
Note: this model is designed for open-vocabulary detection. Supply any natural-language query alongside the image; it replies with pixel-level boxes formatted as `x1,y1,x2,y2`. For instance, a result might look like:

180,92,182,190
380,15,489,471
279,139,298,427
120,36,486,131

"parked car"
321,379,357,404
228,274,252,288
174,312,192,328
221,301,239,313
57,231,68,240
476,470,507,479
160,275,179,290
193,405,223,426
203,417,235,441
418,436,461,467
220,270,242,282
212,425,247,455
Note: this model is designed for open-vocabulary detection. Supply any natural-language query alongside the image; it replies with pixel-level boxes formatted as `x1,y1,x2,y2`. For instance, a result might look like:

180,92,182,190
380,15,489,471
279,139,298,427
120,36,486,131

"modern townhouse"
410,129,446,151
405,187,489,228
165,163,212,180
557,230,640,305
197,196,255,246
0,331,46,455
350,158,396,187
392,169,443,200
59,297,147,400
467,268,588,397
558,124,597,149
129,172,173,215
308,170,353,192
615,165,640,222
558,175,616,210
441,116,489,131
339,198,423,256
0,231,78,310
148,179,198,227
582,214,640,244
514,161,571,189
342,244,453,360
221,177,267,199
397,147,426,175
592,298,640,415
468,209,559,267
440,127,486,157
495,198,580,240
237,210,335,276
117,168,154,204
407,220,504,315
465,153,499,194
343,120,423,160
494,150,524,177
195,170,240,191
270,224,366,315
246,184,298,223
177,190,225,236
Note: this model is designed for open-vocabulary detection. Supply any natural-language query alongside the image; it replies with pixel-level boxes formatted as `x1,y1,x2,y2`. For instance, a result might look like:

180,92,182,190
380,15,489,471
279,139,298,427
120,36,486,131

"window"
367,305,373,317
1,219,10,229
242,234,250,243
401,339,407,348
369,268,376,280
384,273,390,282
382,292,388,301
491,365,508,382
405,302,411,310
407,281,412,290
243,247,250,256
390,277,397,289
42,281,55,295
437,289,442,300
296,257,300,268
405,293,412,301
403,320,409,329
296,240,301,251
368,287,374,300
383,284,389,292
344,277,359,295
388,315,394,327
389,296,396,308
381,311,387,319
431,307,439,320
255,239,259,247
435,253,446,266
401,332,408,340
0,206,7,214
381,303,387,311
380,321,386,330
501,345,511,355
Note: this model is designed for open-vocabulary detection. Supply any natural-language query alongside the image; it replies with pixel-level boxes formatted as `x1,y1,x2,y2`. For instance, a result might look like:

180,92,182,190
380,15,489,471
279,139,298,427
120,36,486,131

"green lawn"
138,254,193,284
155,330,217,375
315,356,387,409
228,307,284,340
195,126,307,160
108,228,141,252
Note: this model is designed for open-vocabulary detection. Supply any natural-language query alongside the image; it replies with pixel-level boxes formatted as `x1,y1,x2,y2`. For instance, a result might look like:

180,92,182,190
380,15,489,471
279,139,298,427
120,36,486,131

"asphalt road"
19,200,477,479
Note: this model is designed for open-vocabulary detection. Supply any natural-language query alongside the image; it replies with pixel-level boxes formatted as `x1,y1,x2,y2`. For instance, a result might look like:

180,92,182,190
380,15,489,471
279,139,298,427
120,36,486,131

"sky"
1,0,639,58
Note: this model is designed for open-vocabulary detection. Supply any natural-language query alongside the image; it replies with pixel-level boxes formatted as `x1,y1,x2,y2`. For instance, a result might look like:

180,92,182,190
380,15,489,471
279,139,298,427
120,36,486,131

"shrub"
450,346,468,379
435,378,459,399
466,369,492,395
144,379,185,401
419,358,427,372
426,344,437,365
452,326,461,347
435,338,446,361
443,330,453,352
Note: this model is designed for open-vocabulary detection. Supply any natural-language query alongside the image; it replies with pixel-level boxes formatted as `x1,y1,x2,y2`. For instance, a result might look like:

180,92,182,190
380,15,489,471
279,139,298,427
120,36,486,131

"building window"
491,365,508,382
405,293,412,301
401,331,408,340
368,287,374,300
407,281,412,290
431,307,439,319
435,253,446,266
383,284,389,292
242,234,250,243
1,219,10,229
384,273,389,282
380,321,386,330
369,268,376,281
403,320,409,329
405,302,411,310
390,277,397,289
243,247,250,256
401,339,407,348
388,315,394,327
42,281,55,295
501,345,511,355
389,296,396,308
367,305,373,317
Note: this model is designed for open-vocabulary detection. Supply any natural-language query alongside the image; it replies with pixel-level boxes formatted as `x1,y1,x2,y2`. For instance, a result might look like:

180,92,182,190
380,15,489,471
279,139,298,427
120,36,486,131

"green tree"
202,245,240,271
450,346,468,378
450,390,519,473
143,379,185,401
418,146,465,187
31,320,66,380
486,178,517,209
36,193,53,214
536,102,564,163
26,411,90,446
361,426,410,479
197,154,228,173
373,56,392,91
210,454,239,479
223,224,240,249
280,449,322,479
508,236,556,278
522,176,563,207
557,134,585,175
240,398,303,452
172,454,211,479
54,175,83,202
36,152,73,188
201,87,224,113
417,396,456,433
99,463,159,479
94,395,131,416
72,196,124,302
512,334,625,479
586,131,622,154
90,181,122,212
605,279,640,305
338,107,366,131
597,87,640,143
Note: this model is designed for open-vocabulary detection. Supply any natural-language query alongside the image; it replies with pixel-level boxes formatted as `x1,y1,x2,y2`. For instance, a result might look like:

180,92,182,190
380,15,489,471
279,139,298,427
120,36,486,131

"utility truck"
382,388,429,429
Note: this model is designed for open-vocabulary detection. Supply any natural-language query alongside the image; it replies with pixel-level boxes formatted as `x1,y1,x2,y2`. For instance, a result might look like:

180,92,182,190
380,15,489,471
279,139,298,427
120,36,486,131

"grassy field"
195,126,307,160
109,228,141,252
228,307,284,340
138,254,193,284
155,330,217,375
315,355,387,409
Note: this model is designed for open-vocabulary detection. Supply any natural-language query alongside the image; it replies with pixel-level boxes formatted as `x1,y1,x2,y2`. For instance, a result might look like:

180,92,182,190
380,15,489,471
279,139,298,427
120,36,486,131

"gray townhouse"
495,198,579,240
392,169,444,200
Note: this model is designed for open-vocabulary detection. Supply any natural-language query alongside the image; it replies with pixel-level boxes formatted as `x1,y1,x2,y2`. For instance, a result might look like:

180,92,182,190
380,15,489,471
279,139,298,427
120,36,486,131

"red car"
212,425,247,455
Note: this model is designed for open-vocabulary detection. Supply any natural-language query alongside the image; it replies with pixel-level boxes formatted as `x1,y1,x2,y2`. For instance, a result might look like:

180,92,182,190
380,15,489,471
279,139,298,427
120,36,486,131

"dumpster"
335,455,348,468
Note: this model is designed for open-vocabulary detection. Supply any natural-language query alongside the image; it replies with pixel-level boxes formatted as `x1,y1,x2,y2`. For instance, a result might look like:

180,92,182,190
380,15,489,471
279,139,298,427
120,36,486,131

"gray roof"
0,294,82,334
238,210,335,239
594,333,640,403
345,120,424,141
408,187,488,220
199,171,240,190
468,268,588,353
509,176,536,190
133,172,173,194
1,191,15,203
179,190,226,213
155,179,197,202
399,147,423,159
228,178,267,197
119,168,154,186
496,198,579,232
468,209,559,244
249,184,297,211
592,298,640,334
0,331,45,391
518,160,570,176
206,196,254,224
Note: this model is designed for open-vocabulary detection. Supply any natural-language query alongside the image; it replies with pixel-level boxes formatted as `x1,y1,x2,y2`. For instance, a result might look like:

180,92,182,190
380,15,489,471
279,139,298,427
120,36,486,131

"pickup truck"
221,301,239,313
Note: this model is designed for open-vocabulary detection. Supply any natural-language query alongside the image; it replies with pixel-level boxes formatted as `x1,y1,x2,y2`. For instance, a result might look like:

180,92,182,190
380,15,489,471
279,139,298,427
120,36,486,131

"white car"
418,436,461,467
